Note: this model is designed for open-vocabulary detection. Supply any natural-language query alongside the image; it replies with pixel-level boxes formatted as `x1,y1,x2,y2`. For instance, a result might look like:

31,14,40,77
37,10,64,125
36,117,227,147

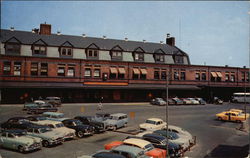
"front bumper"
49,137,64,145
64,133,75,139
24,142,42,151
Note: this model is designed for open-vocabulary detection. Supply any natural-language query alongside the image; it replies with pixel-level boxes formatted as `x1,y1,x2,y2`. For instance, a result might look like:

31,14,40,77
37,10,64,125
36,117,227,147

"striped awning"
211,72,217,77
140,69,147,75
118,68,125,74
133,68,140,74
110,67,118,74
216,72,222,78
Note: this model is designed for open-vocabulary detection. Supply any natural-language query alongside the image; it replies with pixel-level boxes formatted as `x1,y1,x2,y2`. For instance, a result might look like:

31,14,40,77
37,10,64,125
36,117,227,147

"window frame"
86,49,99,59
32,45,47,55
5,42,21,55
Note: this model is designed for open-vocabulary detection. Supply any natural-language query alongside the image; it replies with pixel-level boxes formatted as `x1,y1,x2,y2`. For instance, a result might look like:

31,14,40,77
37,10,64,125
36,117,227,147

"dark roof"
2,129,26,134
93,151,126,158
142,133,166,141
0,29,184,55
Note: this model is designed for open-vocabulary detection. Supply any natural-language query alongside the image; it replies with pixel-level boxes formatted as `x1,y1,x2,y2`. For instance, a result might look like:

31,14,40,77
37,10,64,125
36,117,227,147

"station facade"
0,23,249,103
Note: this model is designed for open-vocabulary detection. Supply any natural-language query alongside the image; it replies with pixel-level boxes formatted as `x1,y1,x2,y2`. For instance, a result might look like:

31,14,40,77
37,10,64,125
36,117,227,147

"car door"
0,133,8,147
230,113,237,121
223,113,229,121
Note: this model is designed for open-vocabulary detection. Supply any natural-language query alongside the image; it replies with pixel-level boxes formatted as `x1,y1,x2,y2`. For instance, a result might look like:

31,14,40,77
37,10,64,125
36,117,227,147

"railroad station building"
0,23,249,103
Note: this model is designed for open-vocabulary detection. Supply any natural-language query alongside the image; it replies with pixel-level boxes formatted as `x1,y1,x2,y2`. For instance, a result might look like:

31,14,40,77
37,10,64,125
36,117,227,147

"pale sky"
1,1,249,67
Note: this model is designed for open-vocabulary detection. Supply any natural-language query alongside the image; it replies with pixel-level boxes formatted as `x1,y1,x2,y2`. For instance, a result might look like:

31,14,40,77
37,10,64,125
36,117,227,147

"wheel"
18,145,25,153
218,117,222,121
112,126,117,131
42,140,49,147
77,131,84,138
124,123,128,127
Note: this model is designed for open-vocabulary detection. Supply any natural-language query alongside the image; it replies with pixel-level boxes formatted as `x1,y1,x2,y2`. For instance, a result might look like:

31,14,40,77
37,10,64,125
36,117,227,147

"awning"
140,69,147,75
133,68,140,74
118,68,126,74
110,67,118,74
216,72,223,78
211,72,217,77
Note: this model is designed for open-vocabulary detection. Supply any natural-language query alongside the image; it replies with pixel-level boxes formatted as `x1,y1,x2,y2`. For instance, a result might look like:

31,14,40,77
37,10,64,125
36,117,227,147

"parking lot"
0,102,249,158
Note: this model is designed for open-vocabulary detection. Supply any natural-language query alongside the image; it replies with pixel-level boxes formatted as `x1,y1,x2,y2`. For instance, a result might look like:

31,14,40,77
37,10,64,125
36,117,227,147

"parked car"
23,103,39,111
216,111,249,122
195,98,206,105
33,120,75,140
93,112,111,122
26,125,64,147
153,129,190,150
150,98,166,106
181,98,192,105
105,113,128,131
172,98,184,105
213,97,223,104
105,138,166,158
1,117,36,130
45,97,62,107
111,145,150,158
0,130,42,153
27,103,58,114
187,98,200,105
79,151,127,158
139,118,167,131
167,98,176,105
62,119,95,138
26,115,48,122
74,116,106,133
42,112,69,121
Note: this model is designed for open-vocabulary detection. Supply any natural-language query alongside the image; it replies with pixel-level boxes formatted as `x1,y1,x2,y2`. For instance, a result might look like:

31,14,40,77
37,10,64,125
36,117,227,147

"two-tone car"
0,130,42,153
105,113,128,131
27,103,58,114
26,125,64,147
111,145,150,158
139,118,167,131
42,112,69,121
78,151,127,158
32,120,75,140
62,119,95,138
1,117,36,130
74,116,106,133
150,98,166,106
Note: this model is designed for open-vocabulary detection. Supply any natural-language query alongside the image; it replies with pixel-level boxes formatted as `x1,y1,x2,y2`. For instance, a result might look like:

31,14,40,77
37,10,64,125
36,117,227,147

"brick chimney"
166,33,175,46
39,23,51,35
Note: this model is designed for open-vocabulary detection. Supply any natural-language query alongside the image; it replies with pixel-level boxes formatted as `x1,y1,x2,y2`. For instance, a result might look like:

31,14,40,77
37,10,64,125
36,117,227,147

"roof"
0,29,185,55
112,145,144,155
146,118,163,122
42,112,64,116
93,151,126,158
2,129,26,134
110,113,127,117
35,120,61,125
123,138,150,148
142,133,166,141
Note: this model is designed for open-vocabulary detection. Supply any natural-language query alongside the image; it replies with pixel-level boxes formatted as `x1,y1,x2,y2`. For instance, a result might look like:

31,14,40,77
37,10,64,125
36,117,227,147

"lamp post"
166,66,170,157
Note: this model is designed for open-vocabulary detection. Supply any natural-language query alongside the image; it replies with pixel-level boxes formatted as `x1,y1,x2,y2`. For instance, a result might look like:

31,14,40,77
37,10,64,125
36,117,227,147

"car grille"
56,137,64,142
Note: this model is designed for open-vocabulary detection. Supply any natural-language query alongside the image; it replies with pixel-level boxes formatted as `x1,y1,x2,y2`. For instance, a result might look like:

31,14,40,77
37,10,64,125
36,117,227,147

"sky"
1,1,249,67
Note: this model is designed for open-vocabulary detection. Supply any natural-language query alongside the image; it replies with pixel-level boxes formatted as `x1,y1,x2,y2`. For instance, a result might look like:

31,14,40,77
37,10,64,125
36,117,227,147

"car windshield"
144,144,154,151
109,116,118,120
39,128,52,133
37,116,47,121
73,120,83,126
145,120,156,124
55,123,64,128
15,131,26,136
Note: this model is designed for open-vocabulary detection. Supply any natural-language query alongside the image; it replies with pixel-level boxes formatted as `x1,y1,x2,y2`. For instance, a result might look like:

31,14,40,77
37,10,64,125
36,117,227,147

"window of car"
144,144,154,152
48,124,55,128
56,123,64,128
34,129,40,133
27,128,33,132
8,134,15,138
145,120,156,124
231,113,236,116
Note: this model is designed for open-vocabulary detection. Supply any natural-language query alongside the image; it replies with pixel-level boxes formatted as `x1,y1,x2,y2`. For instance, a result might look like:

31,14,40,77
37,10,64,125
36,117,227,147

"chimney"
166,33,175,46
82,34,86,38
125,37,128,41
103,35,107,39
10,27,14,31
57,31,61,35
39,23,51,35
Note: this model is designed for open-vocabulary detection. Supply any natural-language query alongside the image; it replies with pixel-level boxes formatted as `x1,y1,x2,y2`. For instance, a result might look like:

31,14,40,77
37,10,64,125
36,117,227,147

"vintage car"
62,119,95,138
172,98,184,105
150,98,166,106
33,120,75,140
187,98,200,105
34,100,46,105
139,118,167,131
216,111,249,122
42,112,69,121
26,125,64,147
79,151,127,158
111,145,150,158
105,113,128,131
23,103,39,111
45,97,62,107
26,115,48,122
105,138,166,158
0,130,42,153
27,103,58,114
153,129,191,150
93,112,111,122
181,98,192,105
1,117,36,130
195,98,206,105
74,116,106,133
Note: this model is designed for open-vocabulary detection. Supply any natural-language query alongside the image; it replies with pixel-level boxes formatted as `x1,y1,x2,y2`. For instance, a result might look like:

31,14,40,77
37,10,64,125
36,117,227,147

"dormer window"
110,45,123,61
59,41,74,57
32,39,47,56
4,37,21,55
134,53,144,61
155,55,164,62
87,49,99,58
175,55,184,64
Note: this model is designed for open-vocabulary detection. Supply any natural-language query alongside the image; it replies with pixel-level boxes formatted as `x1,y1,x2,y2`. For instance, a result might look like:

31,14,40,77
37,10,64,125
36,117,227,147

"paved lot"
0,103,249,158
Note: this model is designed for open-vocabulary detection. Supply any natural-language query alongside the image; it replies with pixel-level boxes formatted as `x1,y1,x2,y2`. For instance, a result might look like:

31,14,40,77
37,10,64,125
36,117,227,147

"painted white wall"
183,56,189,65
47,47,59,58
99,50,111,60
165,55,175,64
73,48,85,59
144,54,155,63
21,45,32,56
0,43,5,54
123,52,134,62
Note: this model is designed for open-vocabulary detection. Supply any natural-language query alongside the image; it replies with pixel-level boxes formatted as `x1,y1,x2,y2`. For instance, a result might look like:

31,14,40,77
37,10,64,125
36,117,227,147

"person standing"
97,97,104,110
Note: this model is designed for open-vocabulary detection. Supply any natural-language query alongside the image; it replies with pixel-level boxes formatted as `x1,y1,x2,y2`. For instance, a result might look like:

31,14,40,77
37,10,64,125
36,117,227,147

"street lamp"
165,66,170,157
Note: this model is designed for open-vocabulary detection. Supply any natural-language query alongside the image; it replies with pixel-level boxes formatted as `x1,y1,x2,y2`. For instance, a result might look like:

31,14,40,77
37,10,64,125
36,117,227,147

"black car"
91,151,126,158
62,119,95,138
26,115,48,121
27,103,58,114
74,116,106,133
1,117,36,130
142,133,182,157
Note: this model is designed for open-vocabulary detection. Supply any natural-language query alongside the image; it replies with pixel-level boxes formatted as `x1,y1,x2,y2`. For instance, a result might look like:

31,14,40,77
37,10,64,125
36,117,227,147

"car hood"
40,131,64,139
17,135,41,144
54,127,75,134
139,123,155,129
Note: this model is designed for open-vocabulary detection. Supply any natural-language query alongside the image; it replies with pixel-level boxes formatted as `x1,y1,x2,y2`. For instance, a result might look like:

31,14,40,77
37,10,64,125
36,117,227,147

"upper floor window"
57,64,65,76
173,70,179,80
60,47,73,57
3,61,11,75
154,69,160,79
31,62,39,76
84,68,91,78
161,70,167,80
94,69,101,78
40,63,48,76
225,72,230,82
201,71,206,81
67,65,75,77
134,53,144,61
231,72,235,82
4,37,21,55
33,46,46,55
155,55,165,62
180,71,186,80
14,62,21,76
86,49,99,59
241,72,245,82
174,55,184,64
111,51,122,60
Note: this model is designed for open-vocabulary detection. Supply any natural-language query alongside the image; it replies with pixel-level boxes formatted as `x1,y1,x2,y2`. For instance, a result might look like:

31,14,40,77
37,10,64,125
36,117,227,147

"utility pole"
166,66,169,157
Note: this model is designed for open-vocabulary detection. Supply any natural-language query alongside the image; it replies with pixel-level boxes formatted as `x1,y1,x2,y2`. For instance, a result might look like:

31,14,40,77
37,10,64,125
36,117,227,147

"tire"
218,117,222,121
42,140,50,147
77,131,84,138
18,145,25,153
124,123,128,127
112,126,117,131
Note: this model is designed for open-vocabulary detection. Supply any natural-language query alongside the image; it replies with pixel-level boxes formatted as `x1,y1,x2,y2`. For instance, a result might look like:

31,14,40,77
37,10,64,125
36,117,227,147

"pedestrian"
97,97,104,110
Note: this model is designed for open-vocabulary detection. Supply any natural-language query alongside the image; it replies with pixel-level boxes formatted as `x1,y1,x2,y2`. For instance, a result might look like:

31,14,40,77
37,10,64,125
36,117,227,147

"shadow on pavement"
204,144,249,158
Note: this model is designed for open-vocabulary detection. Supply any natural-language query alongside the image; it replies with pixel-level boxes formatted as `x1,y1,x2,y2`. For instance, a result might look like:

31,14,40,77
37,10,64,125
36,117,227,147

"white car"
187,98,200,105
33,120,75,140
139,118,167,131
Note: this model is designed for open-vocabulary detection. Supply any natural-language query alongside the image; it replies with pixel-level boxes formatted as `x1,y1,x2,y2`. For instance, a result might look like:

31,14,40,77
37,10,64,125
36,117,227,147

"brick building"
0,23,249,103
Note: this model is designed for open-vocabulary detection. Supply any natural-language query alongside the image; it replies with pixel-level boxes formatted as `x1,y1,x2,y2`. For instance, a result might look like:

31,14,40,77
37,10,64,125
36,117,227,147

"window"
174,70,179,80
134,53,144,61
87,49,98,58
161,70,167,80
33,45,46,55
180,71,186,80
247,72,249,82
174,55,184,64
118,67,125,79
231,72,235,82
14,62,21,76
111,51,122,60
140,68,147,80
40,63,48,76
195,71,200,81
110,67,117,79
67,65,75,77
5,43,20,54
154,70,160,79
225,72,230,82
155,55,164,62
84,68,91,78
60,47,73,56
201,71,206,81
57,64,65,76
94,69,100,78
31,62,38,76
3,61,11,75
132,68,140,79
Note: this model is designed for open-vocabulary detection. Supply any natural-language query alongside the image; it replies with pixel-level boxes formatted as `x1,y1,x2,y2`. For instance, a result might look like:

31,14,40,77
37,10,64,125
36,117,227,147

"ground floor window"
14,62,21,76
3,61,11,75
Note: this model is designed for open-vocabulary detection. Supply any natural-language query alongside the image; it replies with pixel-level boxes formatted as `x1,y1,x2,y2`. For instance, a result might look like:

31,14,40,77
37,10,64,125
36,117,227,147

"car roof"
146,118,163,122
142,133,166,141
35,120,62,125
112,145,144,155
63,119,79,122
93,151,126,158
123,138,150,148
2,129,26,134
110,113,127,117
43,112,64,116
